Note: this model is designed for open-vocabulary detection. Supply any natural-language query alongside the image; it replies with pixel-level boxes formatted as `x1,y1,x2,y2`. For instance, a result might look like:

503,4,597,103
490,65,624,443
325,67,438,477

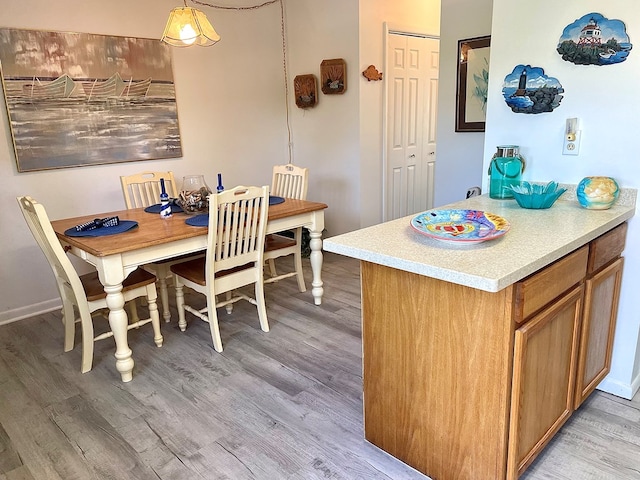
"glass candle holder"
488,145,525,199
178,175,212,215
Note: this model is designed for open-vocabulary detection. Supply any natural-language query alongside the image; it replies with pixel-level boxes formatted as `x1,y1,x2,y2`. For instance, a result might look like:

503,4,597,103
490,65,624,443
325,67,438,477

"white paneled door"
385,33,439,221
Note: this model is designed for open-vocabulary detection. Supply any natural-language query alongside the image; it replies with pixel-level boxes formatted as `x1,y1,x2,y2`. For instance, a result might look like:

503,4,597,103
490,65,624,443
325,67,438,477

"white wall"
284,1,360,237
434,0,493,207
359,0,440,227
485,0,640,398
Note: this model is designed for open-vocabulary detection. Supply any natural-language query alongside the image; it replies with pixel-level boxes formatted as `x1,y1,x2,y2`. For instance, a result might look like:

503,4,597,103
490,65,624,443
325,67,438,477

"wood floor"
0,253,638,480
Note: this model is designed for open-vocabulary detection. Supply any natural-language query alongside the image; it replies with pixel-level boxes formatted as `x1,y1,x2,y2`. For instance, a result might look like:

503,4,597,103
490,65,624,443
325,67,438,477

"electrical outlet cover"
562,131,581,155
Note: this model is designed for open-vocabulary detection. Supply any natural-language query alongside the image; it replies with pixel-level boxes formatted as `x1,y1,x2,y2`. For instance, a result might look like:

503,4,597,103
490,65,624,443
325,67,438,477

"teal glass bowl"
508,181,567,209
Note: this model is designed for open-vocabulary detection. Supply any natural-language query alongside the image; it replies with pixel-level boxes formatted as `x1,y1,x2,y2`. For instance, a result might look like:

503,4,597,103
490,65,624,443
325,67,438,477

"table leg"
308,229,324,305
103,283,134,382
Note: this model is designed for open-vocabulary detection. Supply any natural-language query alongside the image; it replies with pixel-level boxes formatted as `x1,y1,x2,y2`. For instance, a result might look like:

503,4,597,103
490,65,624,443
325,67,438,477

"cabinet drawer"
588,222,627,274
514,246,588,323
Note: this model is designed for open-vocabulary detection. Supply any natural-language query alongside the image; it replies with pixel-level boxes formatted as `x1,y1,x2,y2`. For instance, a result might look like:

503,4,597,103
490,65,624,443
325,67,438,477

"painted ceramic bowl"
508,181,567,209
576,177,619,210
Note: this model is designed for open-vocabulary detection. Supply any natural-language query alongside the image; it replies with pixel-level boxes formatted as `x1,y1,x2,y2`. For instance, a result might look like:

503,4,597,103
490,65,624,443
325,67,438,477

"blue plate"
64,220,139,237
410,209,510,244
269,196,285,205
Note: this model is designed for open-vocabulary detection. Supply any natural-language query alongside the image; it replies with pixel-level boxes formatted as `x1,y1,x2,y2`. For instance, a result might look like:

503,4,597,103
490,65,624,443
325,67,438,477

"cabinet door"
574,257,624,408
506,286,582,480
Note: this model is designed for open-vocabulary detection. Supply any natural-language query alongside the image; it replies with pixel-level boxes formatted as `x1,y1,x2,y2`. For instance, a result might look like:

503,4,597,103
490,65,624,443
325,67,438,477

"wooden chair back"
271,164,308,200
17,196,88,309
120,171,179,208
207,185,269,280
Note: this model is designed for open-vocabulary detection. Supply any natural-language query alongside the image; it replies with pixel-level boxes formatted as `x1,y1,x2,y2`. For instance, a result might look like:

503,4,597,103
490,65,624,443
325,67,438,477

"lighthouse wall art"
557,12,632,66
501,65,564,114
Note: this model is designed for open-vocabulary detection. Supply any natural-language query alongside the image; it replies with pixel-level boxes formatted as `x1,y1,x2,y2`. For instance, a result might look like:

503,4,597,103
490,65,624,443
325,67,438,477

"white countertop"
323,191,637,292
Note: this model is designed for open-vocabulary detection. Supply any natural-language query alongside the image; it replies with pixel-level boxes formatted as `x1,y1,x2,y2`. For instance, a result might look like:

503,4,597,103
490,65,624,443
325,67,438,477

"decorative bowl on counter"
508,181,567,209
576,176,619,210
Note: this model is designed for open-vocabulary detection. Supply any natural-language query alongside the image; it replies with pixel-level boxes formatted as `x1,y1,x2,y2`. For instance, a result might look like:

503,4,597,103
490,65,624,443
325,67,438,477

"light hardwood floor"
0,253,638,480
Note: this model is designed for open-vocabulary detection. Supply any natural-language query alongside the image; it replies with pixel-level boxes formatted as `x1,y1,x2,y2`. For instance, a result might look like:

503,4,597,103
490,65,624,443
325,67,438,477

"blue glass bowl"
508,181,567,209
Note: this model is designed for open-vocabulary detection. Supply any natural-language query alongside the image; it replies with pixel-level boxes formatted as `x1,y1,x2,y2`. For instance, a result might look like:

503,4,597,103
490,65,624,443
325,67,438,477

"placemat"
185,214,208,227
64,220,139,237
144,202,184,214
269,196,285,205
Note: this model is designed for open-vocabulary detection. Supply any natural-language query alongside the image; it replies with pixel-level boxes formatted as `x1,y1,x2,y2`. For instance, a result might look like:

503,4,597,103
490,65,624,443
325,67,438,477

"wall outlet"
562,130,581,155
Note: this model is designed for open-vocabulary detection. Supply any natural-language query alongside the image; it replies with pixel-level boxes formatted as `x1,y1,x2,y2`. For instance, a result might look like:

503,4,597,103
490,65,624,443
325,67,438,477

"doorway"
384,29,439,221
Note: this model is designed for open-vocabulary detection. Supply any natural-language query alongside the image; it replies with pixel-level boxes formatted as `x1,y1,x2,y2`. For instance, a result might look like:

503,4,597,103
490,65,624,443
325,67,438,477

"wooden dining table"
51,198,328,382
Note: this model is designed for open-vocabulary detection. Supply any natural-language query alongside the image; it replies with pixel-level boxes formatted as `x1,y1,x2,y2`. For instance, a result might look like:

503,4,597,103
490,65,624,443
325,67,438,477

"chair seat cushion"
265,234,297,252
82,268,157,302
170,258,254,286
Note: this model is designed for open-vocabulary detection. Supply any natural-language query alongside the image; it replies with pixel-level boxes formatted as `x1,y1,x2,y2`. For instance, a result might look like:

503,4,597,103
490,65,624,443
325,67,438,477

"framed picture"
320,58,346,95
293,74,317,108
455,36,490,132
0,27,182,172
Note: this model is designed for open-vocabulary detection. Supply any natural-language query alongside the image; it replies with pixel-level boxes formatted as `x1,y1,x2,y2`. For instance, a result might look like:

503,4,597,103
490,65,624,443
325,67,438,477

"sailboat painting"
0,28,182,172
557,13,632,66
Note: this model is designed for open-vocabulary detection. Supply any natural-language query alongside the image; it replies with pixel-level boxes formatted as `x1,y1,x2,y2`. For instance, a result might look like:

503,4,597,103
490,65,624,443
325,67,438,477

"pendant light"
161,0,220,47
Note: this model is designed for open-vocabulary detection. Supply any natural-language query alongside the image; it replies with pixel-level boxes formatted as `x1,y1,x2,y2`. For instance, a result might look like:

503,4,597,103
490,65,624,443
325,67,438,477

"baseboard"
0,298,61,326
597,373,640,400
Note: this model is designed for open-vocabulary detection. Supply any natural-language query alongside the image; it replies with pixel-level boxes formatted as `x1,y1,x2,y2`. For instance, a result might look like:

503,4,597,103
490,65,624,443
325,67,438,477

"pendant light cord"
191,0,293,165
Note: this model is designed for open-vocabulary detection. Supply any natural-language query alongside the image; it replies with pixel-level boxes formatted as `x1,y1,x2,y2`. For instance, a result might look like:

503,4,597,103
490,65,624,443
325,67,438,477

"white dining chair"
264,163,309,292
121,171,179,209
17,195,163,373
120,170,204,323
170,185,270,352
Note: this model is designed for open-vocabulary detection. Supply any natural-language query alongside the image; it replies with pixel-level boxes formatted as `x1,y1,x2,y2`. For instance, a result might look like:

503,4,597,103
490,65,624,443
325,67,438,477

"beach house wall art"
0,28,182,172
557,13,632,66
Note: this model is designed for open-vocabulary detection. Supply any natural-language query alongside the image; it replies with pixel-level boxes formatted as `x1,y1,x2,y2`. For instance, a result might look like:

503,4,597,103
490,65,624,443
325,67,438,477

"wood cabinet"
360,225,627,480
362,261,515,480
507,286,583,479
574,223,626,408
506,247,587,479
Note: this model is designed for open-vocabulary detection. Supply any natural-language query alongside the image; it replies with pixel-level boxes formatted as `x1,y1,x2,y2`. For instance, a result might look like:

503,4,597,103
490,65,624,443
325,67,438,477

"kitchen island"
323,191,636,480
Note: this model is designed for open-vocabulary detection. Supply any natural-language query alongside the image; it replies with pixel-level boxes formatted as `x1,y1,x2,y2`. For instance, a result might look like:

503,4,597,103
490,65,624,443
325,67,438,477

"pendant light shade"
161,4,220,47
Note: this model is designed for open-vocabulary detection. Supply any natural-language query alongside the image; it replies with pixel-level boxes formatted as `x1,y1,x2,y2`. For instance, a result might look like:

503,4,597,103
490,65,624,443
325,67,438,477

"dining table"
51,197,328,382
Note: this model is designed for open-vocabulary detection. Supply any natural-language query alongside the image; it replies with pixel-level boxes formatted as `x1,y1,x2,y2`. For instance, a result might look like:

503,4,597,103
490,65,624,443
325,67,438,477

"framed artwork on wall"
293,74,317,108
557,13,632,66
501,64,564,114
320,58,346,95
455,35,490,132
0,27,182,172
